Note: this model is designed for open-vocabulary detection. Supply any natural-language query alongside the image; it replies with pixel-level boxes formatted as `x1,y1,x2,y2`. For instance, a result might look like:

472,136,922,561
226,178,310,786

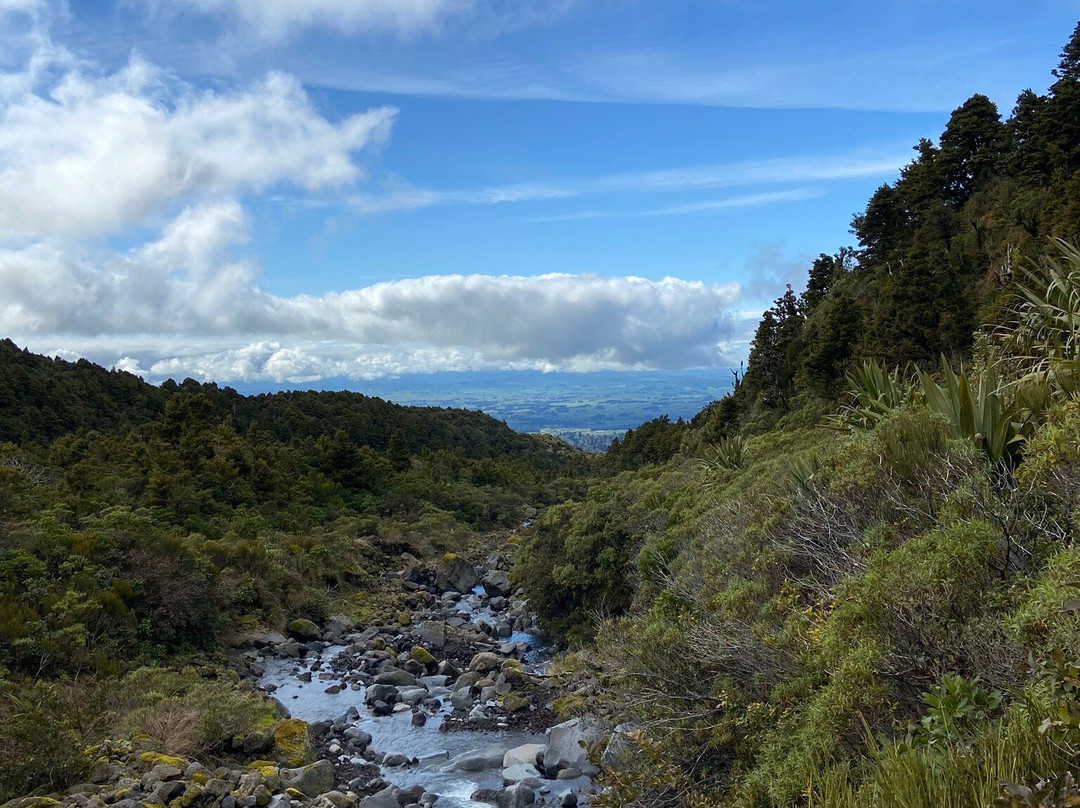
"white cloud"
1,201,744,379
149,0,579,41
0,46,396,239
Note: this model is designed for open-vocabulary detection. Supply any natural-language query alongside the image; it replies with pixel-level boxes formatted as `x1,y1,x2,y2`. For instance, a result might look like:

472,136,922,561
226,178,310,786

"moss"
272,719,311,768
180,785,203,808
137,753,187,770
189,771,209,786
246,761,279,779
397,610,411,626
410,646,436,666
284,789,305,800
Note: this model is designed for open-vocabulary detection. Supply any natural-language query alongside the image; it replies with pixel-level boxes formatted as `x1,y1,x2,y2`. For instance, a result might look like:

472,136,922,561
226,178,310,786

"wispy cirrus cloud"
348,150,908,215
142,0,582,42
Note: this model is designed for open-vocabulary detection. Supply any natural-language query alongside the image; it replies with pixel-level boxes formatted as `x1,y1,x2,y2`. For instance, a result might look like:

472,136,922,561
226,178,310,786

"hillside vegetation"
513,23,1080,808
0,347,591,800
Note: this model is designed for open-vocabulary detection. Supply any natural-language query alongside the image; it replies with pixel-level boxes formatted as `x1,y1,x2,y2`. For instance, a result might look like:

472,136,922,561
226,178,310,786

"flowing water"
257,590,575,807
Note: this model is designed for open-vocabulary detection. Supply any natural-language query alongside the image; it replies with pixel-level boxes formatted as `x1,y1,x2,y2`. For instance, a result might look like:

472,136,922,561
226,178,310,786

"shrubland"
513,23,1080,807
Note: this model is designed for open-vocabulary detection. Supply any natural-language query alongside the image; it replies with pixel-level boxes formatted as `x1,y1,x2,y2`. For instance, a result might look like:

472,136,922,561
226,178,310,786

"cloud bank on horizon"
0,0,774,382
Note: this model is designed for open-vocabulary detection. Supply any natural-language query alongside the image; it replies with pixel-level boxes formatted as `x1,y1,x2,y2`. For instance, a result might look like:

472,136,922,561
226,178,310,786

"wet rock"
357,790,399,808
445,746,506,772
373,668,417,687
544,719,603,779
503,744,544,769
496,783,535,808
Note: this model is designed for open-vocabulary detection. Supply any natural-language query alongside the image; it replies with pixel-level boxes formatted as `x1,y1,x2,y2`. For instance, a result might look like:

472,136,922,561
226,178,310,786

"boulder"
416,621,446,651
482,571,512,599
468,652,502,674
497,784,535,808
287,619,321,641
373,667,417,687
358,790,400,808
445,746,506,772
503,744,544,770
435,555,479,594
502,764,542,784
544,718,603,779
279,760,333,798
500,694,529,713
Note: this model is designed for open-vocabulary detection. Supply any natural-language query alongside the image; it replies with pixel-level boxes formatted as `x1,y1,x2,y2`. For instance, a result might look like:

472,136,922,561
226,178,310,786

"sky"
0,0,1078,384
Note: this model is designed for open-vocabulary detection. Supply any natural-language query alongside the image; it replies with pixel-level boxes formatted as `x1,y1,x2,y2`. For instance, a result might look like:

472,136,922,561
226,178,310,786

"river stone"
497,783,535,808
502,764,542,784
358,790,399,808
374,668,416,687
468,653,502,673
503,744,544,769
280,760,334,797
450,689,472,710
446,746,506,772
416,622,446,651
435,555,479,594
544,719,603,779
287,618,321,641
482,571,512,598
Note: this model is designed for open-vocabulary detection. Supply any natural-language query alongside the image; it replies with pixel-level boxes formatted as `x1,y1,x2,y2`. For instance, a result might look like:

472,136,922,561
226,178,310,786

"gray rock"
496,783,535,808
544,718,604,779
374,667,417,687
383,754,409,768
503,744,545,769
482,571,512,599
450,689,473,710
445,746,506,772
153,781,186,804
502,764,543,784
280,760,334,798
358,789,400,808
416,621,446,651
267,795,291,808
435,556,479,594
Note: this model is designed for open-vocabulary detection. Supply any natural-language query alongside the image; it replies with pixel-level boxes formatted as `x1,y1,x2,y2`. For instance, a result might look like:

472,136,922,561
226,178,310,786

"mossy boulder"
286,618,321,641
501,693,530,713
138,753,188,770
397,610,412,627
273,719,313,768
410,645,436,667
2,799,62,808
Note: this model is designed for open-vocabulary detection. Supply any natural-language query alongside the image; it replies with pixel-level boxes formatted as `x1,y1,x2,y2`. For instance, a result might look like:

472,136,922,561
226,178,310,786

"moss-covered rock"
137,753,187,771
500,693,530,713
272,719,312,768
410,645,436,666
286,619,321,641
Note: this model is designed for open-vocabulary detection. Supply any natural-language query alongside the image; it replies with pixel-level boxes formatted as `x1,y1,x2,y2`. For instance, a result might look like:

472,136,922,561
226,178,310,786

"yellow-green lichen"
272,719,312,768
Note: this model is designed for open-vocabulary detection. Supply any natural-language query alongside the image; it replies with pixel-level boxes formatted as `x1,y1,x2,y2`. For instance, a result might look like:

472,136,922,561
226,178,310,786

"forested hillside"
513,23,1080,808
693,23,1080,437
0,346,594,799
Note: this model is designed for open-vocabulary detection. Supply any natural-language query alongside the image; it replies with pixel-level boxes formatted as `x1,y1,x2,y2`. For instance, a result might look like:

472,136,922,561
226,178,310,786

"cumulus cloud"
1,201,743,379
0,48,396,239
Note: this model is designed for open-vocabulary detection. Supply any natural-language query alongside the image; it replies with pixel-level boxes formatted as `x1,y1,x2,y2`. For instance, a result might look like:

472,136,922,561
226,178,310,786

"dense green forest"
512,22,1080,808
0,345,592,799
7,20,1080,808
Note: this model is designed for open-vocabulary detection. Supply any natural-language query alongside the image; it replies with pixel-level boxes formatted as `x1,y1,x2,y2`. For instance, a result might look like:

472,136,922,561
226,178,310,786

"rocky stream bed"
3,550,620,808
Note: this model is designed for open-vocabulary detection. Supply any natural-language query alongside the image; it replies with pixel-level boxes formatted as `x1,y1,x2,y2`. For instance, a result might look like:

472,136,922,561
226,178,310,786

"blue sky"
0,0,1077,382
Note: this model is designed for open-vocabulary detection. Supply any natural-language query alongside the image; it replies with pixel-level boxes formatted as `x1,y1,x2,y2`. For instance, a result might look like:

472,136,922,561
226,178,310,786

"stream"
254,582,594,808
